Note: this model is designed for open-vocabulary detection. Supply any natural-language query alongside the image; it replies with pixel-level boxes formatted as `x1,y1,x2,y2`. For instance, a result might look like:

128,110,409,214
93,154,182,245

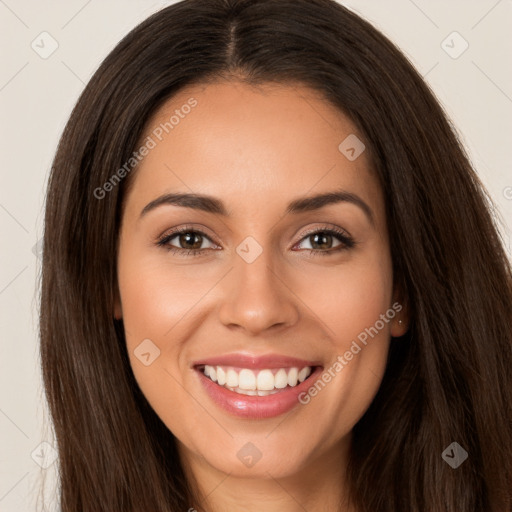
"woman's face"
115,81,407,482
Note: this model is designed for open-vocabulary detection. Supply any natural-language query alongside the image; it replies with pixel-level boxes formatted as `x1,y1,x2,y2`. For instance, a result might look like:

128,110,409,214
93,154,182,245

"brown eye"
294,228,356,255
177,232,204,250
157,228,218,255
308,232,337,250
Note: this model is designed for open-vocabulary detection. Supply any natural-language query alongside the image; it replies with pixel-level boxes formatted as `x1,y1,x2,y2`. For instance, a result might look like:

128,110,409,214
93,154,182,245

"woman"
40,0,512,511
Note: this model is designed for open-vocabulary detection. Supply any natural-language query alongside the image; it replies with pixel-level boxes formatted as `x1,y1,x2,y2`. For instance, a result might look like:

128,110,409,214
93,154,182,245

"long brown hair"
40,0,512,510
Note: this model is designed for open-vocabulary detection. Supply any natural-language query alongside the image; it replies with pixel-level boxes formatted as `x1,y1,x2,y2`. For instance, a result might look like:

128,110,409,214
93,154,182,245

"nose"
218,248,300,335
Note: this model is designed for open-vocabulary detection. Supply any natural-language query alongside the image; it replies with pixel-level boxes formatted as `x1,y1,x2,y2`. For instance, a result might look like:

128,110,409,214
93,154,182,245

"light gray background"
1,1,511,510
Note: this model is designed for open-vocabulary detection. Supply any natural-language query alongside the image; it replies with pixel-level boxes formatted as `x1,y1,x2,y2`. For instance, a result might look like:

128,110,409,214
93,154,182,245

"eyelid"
293,223,352,245
156,222,355,255
156,224,220,246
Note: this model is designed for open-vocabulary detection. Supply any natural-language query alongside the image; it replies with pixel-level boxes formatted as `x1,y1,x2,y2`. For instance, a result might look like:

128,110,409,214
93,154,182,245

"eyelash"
156,224,356,257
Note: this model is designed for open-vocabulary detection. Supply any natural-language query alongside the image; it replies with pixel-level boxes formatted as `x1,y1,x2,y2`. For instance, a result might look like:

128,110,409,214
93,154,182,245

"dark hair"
40,0,512,510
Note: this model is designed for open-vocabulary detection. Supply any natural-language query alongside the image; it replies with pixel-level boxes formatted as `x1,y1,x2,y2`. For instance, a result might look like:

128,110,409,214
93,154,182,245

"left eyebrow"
139,188,374,226
285,189,374,226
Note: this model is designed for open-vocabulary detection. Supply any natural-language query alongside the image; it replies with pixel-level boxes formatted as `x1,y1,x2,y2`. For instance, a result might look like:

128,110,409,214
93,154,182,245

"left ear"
390,281,410,338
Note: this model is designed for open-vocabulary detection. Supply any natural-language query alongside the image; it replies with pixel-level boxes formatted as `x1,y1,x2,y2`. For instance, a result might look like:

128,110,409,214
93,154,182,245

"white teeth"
298,367,312,383
217,367,226,386
287,367,298,386
256,369,275,391
202,364,315,394
274,368,288,389
226,386,280,396
226,369,238,387
238,369,256,390
257,389,278,396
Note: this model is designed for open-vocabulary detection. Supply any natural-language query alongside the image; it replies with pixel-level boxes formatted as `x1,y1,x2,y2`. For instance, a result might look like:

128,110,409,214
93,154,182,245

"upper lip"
192,352,322,370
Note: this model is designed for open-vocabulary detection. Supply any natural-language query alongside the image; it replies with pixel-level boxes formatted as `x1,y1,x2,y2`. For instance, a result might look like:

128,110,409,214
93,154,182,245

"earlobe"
391,317,408,338
390,284,410,338
114,302,123,320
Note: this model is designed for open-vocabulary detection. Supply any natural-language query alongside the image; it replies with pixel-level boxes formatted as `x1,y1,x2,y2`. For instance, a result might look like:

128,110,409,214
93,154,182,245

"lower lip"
196,366,323,419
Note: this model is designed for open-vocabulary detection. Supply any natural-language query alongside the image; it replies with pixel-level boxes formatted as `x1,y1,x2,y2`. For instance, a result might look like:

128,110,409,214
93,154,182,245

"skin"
114,80,409,512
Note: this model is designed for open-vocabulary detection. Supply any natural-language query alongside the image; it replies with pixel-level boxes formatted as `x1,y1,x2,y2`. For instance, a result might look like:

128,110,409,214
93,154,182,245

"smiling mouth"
196,364,320,396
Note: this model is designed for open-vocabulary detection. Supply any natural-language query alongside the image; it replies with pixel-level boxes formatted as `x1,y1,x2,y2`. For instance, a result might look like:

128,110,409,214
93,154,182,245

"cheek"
116,248,223,419
291,250,394,424
116,251,204,440
293,251,394,346
118,252,216,343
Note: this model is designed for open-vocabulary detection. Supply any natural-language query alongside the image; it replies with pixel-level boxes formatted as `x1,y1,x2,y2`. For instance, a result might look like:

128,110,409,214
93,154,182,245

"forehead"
123,80,383,223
